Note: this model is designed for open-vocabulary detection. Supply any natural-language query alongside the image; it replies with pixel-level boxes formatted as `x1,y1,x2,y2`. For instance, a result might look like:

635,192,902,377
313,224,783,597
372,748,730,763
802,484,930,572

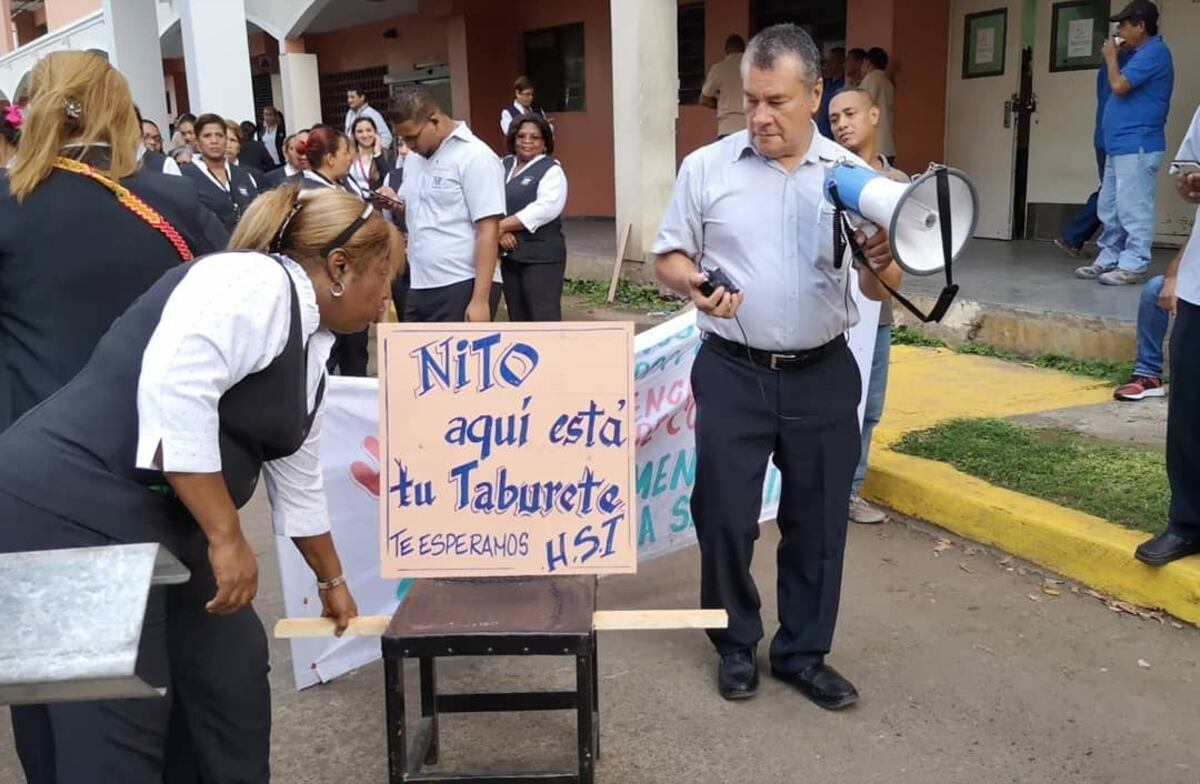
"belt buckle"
769,352,795,371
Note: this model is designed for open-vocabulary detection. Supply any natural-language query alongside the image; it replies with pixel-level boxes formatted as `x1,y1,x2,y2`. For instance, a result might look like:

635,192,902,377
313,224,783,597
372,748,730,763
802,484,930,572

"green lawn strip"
562,278,683,312
890,328,1133,386
893,418,1167,535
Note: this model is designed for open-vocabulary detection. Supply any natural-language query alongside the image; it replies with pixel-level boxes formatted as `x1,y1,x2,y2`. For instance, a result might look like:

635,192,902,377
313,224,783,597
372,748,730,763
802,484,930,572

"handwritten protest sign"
377,323,637,578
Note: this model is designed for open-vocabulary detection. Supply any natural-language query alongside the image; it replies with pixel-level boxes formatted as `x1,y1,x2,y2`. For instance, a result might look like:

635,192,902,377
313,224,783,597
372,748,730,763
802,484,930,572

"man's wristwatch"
317,574,346,591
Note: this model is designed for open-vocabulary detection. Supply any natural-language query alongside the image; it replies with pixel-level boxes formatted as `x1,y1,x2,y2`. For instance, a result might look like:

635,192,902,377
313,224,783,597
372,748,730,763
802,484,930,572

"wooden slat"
591,609,727,631
274,608,728,639
606,222,633,303
274,615,390,639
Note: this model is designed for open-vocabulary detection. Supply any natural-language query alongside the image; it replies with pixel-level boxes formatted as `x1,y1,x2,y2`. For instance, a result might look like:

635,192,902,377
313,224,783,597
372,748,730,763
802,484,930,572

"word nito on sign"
377,323,637,578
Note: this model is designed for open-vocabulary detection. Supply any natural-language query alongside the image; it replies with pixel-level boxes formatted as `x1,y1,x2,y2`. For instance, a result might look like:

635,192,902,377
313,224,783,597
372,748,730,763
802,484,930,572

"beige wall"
45,0,100,30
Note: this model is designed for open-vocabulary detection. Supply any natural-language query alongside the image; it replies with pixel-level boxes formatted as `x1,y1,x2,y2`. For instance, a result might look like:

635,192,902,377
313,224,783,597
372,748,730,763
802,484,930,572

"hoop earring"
331,281,345,298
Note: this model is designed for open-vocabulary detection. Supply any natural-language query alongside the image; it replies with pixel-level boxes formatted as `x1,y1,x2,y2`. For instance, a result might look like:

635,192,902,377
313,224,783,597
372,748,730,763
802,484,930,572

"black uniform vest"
0,253,323,536
183,162,259,232
502,155,566,266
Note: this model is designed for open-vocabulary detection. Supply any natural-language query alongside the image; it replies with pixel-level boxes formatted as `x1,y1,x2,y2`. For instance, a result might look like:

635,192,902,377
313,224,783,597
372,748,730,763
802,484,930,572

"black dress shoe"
771,663,859,710
1135,532,1200,566
717,649,758,700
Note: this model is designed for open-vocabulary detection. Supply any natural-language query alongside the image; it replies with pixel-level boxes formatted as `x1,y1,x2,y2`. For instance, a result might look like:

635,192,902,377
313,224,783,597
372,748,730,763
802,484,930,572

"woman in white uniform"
0,184,402,782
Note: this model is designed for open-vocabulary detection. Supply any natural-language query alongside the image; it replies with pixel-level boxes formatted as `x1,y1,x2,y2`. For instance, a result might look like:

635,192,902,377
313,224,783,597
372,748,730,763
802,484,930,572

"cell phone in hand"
1169,160,1200,176
367,190,404,209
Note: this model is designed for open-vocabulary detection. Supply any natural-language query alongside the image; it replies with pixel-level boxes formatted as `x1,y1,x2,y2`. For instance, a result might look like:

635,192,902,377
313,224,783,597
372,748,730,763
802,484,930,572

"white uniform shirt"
400,122,506,289
262,126,281,167
506,154,568,232
345,104,394,152
1175,104,1200,307
134,252,336,538
653,126,867,351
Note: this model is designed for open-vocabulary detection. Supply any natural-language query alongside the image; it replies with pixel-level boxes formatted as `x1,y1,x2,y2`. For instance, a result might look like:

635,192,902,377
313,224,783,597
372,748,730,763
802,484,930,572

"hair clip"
270,200,304,253
63,98,82,120
4,104,21,130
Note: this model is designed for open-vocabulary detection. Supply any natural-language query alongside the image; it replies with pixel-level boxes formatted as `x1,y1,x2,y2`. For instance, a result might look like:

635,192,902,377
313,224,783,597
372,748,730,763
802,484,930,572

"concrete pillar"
610,0,678,262
279,52,321,131
102,0,169,133
0,0,13,57
178,0,254,123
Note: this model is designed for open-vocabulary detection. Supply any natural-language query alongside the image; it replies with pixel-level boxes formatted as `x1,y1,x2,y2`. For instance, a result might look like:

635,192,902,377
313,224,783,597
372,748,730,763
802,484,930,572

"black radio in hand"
698,266,740,297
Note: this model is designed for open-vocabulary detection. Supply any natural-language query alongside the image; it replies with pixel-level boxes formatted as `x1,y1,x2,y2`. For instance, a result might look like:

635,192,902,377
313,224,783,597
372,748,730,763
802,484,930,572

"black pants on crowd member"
1167,299,1200,541
328,329,370,376
391,267,412,322
404,278,502,323
1,490,270,784
690,337,861,674
501,258,565,321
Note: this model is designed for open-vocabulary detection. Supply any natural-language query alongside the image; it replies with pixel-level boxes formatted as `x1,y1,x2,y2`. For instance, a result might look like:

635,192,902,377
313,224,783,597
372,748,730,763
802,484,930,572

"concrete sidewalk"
861,345,1200,626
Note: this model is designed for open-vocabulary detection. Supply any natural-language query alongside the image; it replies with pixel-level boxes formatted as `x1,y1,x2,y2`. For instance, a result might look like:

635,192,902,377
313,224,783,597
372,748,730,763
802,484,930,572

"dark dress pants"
689,339,861,674
404,279,502,323
391,267,412,322
500,258,565,321
328,329,370,377
0,490,271,784
1167,298,1200,541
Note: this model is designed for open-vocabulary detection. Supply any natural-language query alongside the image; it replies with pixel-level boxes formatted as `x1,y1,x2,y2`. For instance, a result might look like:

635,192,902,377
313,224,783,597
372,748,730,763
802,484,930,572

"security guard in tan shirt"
701,34,748,138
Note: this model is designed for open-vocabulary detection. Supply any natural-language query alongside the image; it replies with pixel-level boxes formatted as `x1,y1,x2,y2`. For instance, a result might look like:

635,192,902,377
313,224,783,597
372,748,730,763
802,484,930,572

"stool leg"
419,656,439,765
384,656,408,783
591,631,600,760
576,646,596,784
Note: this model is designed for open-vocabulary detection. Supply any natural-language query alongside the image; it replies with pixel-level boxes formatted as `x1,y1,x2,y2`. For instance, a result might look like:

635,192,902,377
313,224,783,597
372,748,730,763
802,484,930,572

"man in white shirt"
500,75,550,136
345,88,394,152
259,105,284,168
1135,103,1200,566
389,85,505,322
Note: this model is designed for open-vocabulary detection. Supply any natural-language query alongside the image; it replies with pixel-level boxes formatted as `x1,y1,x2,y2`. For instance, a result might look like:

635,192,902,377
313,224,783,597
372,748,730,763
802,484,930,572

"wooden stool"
381,576,599,784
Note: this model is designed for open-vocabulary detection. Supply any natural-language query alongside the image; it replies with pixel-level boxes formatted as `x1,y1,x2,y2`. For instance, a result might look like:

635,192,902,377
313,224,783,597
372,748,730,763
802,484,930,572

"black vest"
0,254,323,540
183,162,260,232
502,155,566,265
141,149,168,173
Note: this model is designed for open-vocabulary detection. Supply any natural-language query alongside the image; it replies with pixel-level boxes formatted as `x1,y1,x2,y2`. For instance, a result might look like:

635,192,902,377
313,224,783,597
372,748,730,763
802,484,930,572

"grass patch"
890,326,948,348
893,418,1167,535
562,278,683,312
891,331,1133,386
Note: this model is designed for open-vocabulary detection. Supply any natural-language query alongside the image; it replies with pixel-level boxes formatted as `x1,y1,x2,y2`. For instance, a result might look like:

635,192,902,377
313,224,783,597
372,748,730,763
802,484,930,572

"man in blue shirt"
1055,51,1129,257
816,46,846,139
1076,0,1173,285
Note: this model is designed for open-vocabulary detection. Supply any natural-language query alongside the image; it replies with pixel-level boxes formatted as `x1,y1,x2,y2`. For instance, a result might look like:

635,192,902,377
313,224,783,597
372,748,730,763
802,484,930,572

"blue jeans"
1095,149,1164,274
852,324,891,493
1060,148,1106,249
1134,275,1170,379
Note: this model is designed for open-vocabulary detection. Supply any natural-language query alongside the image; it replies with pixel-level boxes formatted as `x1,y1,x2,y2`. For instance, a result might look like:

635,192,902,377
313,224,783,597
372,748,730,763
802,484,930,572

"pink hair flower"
4,104,21,129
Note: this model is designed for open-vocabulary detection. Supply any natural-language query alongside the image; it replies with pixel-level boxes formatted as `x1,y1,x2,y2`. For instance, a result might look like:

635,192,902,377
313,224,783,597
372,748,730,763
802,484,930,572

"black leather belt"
703,332,844,371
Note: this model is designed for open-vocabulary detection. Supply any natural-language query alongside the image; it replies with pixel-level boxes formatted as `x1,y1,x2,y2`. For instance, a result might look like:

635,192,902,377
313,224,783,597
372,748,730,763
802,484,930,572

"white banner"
278,289,879,690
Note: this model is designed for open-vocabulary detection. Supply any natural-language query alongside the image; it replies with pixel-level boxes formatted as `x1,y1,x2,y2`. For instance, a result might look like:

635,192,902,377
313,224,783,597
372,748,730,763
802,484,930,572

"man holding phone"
1075,0,1173,286
1135,103,1200,566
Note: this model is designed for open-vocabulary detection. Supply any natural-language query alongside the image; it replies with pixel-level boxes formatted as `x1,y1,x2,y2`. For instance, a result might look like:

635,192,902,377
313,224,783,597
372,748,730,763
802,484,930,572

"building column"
178,0,254,123
102,0,170,133
610,0,678,262
0,0,13,58
279,48,321,131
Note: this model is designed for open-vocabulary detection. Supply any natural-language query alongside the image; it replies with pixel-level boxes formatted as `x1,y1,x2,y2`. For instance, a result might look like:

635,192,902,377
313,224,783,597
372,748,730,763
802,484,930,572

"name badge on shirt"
521,176,534,186
237,185,250,198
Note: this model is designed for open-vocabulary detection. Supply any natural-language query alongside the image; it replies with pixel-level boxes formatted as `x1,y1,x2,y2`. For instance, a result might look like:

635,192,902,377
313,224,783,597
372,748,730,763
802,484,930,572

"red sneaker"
1113,376,1165,401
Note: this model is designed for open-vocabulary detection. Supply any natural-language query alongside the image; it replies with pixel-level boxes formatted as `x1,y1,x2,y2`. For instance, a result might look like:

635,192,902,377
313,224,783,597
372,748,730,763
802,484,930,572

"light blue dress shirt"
652,126,865,351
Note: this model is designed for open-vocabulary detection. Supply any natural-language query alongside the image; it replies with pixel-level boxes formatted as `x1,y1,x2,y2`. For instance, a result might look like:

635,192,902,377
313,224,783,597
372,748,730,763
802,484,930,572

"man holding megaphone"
653,23,899,712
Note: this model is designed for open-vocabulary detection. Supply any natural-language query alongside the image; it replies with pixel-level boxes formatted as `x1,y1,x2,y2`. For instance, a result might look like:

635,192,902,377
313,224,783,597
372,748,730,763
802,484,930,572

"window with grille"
318,65,389,130
523,23,585,113
678,3,706,104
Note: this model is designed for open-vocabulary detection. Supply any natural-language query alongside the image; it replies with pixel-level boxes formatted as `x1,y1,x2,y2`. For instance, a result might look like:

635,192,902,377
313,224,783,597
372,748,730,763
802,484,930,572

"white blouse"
134,252,336,538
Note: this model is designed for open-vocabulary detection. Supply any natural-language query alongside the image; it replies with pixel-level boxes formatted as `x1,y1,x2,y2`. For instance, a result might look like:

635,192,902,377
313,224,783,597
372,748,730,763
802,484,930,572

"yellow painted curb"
862,449,1200,626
